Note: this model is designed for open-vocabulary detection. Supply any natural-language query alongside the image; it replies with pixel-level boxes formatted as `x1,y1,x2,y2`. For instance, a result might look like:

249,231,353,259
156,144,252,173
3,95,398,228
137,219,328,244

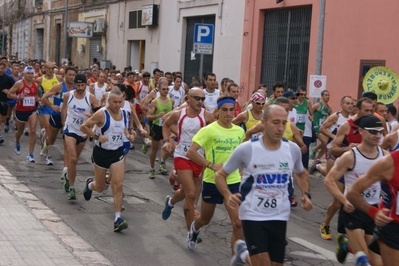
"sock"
150,168,155,171
168,198,173,207
88,182,93,191
69,186,75,190
63,166,68,172
240,250,249,262
115,212,121,222
160,159,165,164
316,164,320,170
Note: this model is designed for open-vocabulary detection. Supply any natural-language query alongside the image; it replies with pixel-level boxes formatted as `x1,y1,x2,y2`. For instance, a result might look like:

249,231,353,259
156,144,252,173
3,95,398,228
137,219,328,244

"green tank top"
153,97,173,126
295,98,308,131
313,102,330,127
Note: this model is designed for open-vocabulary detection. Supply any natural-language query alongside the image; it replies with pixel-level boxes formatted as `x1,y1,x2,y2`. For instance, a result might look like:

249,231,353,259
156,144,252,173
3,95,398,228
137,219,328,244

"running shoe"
148,169,155,179
3,126,8,133
61,168,67,180
230,239,249,266
291,196,298,207
26,154,35,163
320,222,332,240
335,233,349,263
45,156,53,165
355,251,371,266
0,135,4,144
114,217,128,232
15,143,21,155
159,162,168,175
162,195,174,220
24,127,29,136
141,144,149,154
83,177,94,201
63,175,70,193
68,188,76,200
309,159,321,175
186,222,200,250
40,142,48,156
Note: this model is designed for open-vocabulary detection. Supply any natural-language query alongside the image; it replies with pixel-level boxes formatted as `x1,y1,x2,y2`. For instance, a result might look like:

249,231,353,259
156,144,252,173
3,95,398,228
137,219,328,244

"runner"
80,89,134,232
168,75,186,108
325,114,385,266
7,66,40,161
61,74,100,200
89,71,110,102
41,66,77,167
233,92,264,131
0,62,15,143
185,96,245,252
217,104,312,266
161,88,214,246
347,149,399,266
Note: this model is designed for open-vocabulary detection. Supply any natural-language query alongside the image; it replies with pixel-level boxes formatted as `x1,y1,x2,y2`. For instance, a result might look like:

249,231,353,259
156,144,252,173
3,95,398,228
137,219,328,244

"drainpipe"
313,0,325,103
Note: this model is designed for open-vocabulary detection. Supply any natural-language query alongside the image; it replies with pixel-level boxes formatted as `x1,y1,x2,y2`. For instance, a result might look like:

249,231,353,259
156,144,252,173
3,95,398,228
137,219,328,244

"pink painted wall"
240,0,399,111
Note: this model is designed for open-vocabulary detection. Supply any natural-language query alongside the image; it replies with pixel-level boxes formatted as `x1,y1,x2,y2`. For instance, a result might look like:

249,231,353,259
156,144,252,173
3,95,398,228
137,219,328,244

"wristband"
163,139,170,142
367,206,379,219
206,162,211,168
94,133,100,140
303,192,312,200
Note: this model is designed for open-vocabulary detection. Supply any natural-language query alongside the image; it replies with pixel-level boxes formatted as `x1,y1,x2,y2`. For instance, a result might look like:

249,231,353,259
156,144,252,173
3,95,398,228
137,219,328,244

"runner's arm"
7,81,22,99
244,122,262,141
330,122,356,156
80,110,105,137
41,84,62,108
146,100,159,121
232,112,246,126
61,92,70,127
320,113,338,139
186,142,213,169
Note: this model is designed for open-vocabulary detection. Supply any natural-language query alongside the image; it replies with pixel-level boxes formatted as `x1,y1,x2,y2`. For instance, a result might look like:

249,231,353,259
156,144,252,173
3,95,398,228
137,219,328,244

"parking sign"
193,23,214,55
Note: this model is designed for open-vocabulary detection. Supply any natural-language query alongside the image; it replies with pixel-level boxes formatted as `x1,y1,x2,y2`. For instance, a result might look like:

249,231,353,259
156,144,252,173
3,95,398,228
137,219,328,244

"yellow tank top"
245,110,262,131
149,78,156,90
283,120,294,141
42,74,60,93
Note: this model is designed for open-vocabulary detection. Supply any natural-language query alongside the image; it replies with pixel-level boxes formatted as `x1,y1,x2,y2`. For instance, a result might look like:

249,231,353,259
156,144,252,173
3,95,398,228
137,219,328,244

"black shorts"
150,124,163,141
64,132,87,145
202,182,240,204
0,101,7,116
15,110,36,123
242,220,287,263
92,145,124,169
371,222,399,251
49,114,62,129
338,205,376,235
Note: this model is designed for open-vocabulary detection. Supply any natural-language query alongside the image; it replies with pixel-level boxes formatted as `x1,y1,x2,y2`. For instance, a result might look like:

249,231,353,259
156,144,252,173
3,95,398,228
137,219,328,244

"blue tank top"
53,82,75,116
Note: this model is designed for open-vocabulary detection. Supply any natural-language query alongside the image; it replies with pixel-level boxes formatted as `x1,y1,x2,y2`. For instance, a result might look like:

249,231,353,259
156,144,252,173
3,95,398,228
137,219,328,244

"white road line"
289,237,353,262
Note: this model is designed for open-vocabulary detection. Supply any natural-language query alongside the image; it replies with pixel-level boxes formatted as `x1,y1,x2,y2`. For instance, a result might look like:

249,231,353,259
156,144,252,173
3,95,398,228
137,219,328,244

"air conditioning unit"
93,18,105,33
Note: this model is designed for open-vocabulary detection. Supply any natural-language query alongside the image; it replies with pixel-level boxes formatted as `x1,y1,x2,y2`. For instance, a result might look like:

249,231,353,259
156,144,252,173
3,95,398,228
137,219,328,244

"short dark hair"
388,105,397,117
227,83,239,91
363,92,377,101
127,71,134,77
165,72,172,76
321,90,329,96
275,97,290,105
174,75,182,81
190,81,202,88
143,71,151,78
272,82,284,91
205,73,216,80
258,84,268,90
356,97,373,109
153,68,161,75
340,96,352,104
65,66,77,74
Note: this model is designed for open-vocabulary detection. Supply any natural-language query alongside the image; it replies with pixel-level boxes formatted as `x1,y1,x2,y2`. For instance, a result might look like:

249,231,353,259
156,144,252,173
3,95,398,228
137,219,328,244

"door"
89,37,102,67
34,29,44,60
260,6,312,93
183,15,215,86
129,40,145,72
358,60,386,100
55,24,61,64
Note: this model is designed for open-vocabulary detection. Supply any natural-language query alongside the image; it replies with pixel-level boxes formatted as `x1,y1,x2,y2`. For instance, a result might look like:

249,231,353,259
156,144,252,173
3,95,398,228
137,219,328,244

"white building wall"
159,0,245,82
12,18,31,60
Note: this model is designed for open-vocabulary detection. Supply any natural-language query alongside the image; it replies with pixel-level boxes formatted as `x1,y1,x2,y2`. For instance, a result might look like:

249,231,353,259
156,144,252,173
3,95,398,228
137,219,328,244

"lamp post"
63,0,69,59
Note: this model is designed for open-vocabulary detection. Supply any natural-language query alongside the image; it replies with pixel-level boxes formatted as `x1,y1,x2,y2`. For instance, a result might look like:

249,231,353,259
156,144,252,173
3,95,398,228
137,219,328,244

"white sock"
168,198,173,207
240,250,249,262
115,212,121,222
88,182,93,191
63,167,68,173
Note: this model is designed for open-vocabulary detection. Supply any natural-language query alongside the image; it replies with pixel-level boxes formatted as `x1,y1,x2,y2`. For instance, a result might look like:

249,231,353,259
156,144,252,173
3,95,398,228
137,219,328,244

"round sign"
363,66,399,105
314,80,323,89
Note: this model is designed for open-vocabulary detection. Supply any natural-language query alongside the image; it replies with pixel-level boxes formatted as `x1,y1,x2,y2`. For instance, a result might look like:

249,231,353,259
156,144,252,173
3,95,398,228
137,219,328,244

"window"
129,10,145,29
358,60,385,99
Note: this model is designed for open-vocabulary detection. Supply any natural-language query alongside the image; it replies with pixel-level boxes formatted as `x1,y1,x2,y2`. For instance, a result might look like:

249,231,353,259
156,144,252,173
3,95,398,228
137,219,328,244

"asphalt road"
0,130,351,265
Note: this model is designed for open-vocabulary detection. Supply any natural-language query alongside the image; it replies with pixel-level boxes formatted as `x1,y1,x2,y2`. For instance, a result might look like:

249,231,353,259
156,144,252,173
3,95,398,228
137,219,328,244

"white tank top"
174,108,206,160
168,86,186,108
95,107,128,150
93,82,107,101
203,89,220,112
64,91,92,136
239,139,294,221
122,101,132,143
138,81,150,101
344,147,383,205
326,112,349,148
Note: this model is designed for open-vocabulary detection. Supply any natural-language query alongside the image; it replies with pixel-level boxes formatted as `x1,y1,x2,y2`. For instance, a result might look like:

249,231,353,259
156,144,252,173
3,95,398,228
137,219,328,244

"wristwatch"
94,133,100,140
303,192,312,200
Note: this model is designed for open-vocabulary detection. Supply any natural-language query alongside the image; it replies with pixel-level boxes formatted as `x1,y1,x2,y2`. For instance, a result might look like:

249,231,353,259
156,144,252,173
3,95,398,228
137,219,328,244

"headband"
217,98,236,108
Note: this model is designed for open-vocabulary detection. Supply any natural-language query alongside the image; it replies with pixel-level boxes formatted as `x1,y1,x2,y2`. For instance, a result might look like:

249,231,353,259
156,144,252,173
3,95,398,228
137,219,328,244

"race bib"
297,114,306,123
361,188,378,200
111,134,123,142
251,190,282,216
158,118,163,126
319,117,326,125
23,96,35,107
71,116,84,125
176,142,191,155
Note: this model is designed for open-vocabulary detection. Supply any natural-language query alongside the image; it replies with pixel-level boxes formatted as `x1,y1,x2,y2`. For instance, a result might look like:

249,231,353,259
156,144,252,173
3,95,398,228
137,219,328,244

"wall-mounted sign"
142,5,159,26
68,22,94,38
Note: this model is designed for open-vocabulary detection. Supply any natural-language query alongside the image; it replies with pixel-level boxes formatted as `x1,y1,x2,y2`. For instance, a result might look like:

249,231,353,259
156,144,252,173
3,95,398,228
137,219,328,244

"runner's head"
354,114,384,146
272,82,284,98
216,96,236,125
251,92,266,111
355,97,374,118
274,97,290,115
262,105,287,143
74,74,87,94
108,89,124,113
340,96,353,115
187,87,205,111
65,66,77,85
23,66,35,81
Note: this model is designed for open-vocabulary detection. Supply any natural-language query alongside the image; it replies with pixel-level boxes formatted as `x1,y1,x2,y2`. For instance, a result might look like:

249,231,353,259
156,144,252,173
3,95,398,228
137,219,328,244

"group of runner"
1,56,399,265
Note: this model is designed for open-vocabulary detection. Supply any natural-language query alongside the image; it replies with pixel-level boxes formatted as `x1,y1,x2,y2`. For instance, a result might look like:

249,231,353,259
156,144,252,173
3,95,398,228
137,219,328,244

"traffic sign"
193,23,214,55
309,75,327,98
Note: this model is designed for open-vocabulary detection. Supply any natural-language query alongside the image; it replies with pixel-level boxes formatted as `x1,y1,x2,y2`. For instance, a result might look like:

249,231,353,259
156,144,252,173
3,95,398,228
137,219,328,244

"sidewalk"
0,165,111,266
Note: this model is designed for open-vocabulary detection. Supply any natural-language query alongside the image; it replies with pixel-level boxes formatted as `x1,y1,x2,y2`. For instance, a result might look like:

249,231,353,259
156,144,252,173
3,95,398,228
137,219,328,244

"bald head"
189,87,205,97
263,104,287,121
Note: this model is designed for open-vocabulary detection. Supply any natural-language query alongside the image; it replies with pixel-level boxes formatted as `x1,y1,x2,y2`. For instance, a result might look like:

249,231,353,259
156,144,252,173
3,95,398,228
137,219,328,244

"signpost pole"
63,0,69,59
199,54,204,81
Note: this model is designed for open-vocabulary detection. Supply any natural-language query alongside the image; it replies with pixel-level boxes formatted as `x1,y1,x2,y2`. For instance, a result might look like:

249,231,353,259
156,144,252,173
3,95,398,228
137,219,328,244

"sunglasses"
47,67,55,70
297,93,306,96
191,96,206,101
288,97,297,100
364,127,384,135
255,102,265,105
160,88,169,91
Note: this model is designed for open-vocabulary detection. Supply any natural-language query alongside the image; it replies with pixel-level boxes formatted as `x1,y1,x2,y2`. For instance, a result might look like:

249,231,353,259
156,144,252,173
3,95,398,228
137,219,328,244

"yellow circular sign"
363,66,399,104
